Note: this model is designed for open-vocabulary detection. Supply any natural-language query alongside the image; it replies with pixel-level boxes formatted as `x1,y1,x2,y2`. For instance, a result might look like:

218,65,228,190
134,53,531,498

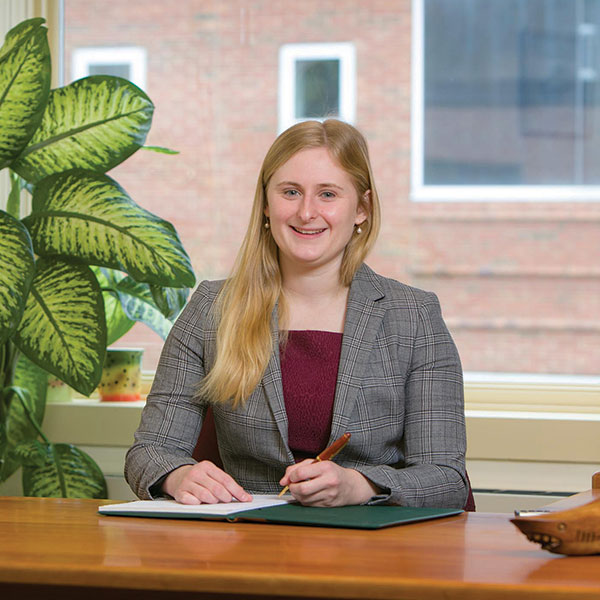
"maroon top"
280,330,343,461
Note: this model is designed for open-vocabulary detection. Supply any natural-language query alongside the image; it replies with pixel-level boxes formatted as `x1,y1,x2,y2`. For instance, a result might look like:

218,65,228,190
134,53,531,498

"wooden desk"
1,497,600,600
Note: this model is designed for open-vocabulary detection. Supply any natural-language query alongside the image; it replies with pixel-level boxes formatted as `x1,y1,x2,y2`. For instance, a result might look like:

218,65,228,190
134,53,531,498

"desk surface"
1,496,600,600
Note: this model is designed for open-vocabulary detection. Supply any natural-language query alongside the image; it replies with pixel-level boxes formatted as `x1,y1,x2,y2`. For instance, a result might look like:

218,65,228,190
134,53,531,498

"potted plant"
93,262,191,402
0,18,195,497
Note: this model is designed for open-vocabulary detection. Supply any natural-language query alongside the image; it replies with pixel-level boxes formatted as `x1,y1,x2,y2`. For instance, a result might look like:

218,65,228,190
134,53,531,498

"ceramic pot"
98,348,144,402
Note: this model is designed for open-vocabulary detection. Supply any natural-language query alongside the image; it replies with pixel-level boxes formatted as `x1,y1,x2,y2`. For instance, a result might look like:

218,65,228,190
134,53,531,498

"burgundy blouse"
280,330,343,461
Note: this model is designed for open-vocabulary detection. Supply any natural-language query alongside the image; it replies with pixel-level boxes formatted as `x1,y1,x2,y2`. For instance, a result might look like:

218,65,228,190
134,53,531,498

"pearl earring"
355,225,363,234
264,220,270,230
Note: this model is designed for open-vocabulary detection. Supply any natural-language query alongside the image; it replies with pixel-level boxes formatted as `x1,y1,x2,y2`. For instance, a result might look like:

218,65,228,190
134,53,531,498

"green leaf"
115,277,174,340
7,170,24,219
11,75,154,183
150,284,189,320
0,397,8,479
104,295,135,346
13,258,106,396
0,211,35,345
24,169,196,287
93,267,135,345
0,18,50,170
20,441,107,498
142,145,179,155
0,356,48,483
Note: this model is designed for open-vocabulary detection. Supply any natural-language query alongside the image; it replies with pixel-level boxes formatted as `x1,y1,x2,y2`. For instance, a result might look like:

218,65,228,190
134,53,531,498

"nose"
297,194,318,222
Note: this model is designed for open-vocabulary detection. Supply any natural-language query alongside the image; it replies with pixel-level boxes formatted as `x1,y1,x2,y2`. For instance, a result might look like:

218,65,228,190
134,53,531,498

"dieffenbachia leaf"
115,277,176,340
0,18,50,169
0,210,35,344
93,267,135,346
11,75,153,183
150,284,189,320
18,441,107,498
24,169,196,288
0,355,48,483
13,257,106,396
95,268,182,341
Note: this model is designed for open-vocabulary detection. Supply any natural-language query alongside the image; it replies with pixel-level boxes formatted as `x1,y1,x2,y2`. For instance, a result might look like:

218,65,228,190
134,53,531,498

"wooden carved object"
511,498,600,555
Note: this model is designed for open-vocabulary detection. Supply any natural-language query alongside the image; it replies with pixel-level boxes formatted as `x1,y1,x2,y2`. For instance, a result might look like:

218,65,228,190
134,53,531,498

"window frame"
49,1,599,416
410,0,600,202
278,42,356,133
71,46,147,89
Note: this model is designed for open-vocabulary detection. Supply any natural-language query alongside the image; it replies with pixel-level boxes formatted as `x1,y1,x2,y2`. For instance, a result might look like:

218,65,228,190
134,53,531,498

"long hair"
199,120,381,407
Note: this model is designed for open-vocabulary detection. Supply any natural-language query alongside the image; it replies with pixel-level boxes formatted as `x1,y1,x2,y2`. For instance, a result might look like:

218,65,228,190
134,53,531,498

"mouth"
291,226,326,235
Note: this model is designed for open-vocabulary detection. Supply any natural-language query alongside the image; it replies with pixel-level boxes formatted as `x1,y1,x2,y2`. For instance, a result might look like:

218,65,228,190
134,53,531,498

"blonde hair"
200,120,381,407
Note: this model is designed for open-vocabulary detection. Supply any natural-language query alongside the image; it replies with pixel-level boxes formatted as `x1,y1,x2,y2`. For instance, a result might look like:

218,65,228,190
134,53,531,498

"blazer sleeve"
353,292,468,508
124,281,216,499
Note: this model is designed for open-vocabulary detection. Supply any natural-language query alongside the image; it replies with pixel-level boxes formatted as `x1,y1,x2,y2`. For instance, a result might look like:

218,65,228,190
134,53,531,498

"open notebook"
98,494,463,530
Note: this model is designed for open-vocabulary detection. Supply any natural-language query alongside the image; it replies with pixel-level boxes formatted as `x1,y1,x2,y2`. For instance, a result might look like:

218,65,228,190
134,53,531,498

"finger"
287,463,343,504
290,479,339,507
199,463,252,502
191,461,252,503
176,490,202,505
279,463,300,486
286,460,326,484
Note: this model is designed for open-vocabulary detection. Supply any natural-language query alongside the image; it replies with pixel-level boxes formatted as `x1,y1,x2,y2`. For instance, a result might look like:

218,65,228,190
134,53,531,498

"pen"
278,432,351,497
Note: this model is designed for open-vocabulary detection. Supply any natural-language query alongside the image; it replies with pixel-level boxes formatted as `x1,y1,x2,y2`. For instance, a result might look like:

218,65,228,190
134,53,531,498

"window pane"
294,59,340,118
424,0,600,185
87,64,131,79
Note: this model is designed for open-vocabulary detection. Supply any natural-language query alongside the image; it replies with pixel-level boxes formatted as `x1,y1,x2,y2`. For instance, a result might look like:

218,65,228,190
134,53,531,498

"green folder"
100,501,462,529
231,504,463,529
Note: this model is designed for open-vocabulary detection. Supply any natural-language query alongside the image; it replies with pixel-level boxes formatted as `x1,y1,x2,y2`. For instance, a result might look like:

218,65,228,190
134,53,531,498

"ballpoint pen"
278,432,351,497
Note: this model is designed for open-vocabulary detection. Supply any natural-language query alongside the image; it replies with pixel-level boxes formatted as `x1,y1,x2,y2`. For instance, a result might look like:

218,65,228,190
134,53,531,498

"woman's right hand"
162,461,252,505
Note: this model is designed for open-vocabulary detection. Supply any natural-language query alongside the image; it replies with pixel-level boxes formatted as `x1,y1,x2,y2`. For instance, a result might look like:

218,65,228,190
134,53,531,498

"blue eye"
284,189,299,197
321,191,336,199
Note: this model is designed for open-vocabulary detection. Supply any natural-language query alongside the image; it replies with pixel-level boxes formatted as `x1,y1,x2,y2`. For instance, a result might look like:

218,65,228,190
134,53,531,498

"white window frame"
71,46,147,90
411,0,600,202
278,42,356,133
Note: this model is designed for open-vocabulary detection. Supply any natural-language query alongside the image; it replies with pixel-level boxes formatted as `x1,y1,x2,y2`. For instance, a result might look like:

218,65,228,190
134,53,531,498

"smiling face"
264,146,368,280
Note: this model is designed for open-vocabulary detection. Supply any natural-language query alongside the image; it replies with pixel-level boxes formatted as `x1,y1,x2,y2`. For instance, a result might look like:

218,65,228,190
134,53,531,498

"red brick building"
64,0,600,376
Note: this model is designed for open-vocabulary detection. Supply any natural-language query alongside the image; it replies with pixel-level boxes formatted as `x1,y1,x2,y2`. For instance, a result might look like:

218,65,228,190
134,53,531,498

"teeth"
294,227,324,235
526,532,561,550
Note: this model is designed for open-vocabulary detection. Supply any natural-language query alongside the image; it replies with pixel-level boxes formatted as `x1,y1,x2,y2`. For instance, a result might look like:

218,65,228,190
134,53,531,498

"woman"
125,119,468,509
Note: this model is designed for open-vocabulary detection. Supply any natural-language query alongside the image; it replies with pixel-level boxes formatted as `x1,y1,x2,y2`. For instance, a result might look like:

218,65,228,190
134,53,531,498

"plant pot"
98,348,144,402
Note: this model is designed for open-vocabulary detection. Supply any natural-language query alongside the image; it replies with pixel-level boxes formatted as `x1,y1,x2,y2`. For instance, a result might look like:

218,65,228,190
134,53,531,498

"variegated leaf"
13,258,106,396
11,75,153,183
0,18,50,169
150,284,189,320
0,356,47,483
93,267,135,345
116,277,175,340
24,170,196,287
20,441,107,498
0,211,35,344
0,400,7,479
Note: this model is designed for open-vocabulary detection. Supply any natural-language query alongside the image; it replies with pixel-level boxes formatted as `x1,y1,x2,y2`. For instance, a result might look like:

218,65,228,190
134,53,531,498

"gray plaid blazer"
125,264,467,508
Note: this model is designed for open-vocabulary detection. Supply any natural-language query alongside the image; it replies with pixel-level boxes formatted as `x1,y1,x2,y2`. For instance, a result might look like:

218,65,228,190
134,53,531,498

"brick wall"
64,0,600,375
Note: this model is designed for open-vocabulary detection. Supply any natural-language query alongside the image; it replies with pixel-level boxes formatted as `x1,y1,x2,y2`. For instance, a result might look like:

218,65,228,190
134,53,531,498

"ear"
264,205,270,217
355,190,371,225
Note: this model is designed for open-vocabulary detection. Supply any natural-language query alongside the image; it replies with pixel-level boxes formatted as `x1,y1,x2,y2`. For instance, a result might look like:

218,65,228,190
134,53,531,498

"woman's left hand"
279,460,380,506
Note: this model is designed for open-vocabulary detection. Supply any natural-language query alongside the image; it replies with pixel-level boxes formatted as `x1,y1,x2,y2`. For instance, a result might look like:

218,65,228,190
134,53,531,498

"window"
412,0,600,201
72,47,147,89
278,43,356,132
57,0,599,383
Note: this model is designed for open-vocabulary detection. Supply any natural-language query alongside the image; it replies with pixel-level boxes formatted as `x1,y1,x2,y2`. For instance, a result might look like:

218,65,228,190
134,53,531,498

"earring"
355,225,363,235
264,219,270,230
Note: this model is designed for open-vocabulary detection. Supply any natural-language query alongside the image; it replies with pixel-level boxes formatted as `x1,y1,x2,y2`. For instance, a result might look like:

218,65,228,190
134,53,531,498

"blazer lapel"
330,264,386,441
259,301,293,461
